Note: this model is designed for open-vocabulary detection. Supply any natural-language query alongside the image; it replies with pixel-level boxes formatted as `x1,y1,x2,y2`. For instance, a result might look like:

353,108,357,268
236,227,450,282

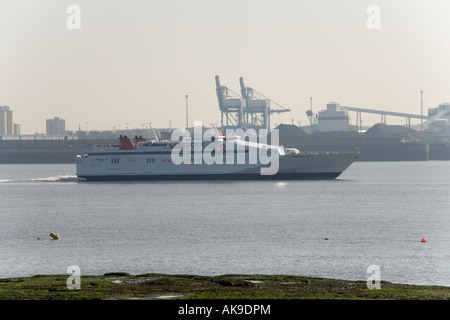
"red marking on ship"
119,135,135,150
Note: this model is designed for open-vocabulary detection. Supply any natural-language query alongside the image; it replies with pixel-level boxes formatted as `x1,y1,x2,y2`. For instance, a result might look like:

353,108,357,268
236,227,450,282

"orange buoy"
421,238,427,243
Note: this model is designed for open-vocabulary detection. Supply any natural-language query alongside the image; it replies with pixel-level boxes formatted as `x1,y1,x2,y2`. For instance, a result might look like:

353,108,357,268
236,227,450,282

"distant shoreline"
1,273,449,300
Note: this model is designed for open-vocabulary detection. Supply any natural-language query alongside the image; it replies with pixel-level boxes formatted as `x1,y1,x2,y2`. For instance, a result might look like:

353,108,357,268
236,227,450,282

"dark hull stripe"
77,172,342,181
88,150,249,156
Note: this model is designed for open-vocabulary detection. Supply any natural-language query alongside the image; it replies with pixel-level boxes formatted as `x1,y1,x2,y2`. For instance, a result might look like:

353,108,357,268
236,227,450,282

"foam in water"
0,175,78,183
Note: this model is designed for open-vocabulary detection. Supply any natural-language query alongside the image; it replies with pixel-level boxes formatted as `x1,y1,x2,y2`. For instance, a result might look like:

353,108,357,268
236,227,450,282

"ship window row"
147,158,155,163
111,158,119,164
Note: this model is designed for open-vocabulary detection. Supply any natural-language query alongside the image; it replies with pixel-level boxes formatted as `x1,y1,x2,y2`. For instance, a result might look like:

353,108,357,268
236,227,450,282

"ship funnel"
119,136,135,150
134,135,147,144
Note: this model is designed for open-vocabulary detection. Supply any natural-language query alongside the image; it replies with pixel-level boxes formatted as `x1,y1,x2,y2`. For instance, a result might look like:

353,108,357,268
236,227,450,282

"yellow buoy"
49,232,60,240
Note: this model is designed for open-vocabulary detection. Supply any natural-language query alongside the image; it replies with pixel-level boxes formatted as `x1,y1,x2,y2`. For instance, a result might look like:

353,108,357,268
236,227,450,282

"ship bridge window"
111,158,120,164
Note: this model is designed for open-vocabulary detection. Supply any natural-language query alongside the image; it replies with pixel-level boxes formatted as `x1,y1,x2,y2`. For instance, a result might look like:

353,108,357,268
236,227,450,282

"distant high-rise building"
14,124,21,135
46,117,66,135
0,107,7,135
0,105,14,135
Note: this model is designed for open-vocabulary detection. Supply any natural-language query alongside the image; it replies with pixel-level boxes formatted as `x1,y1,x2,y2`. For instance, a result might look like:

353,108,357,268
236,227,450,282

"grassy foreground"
0,273,449,300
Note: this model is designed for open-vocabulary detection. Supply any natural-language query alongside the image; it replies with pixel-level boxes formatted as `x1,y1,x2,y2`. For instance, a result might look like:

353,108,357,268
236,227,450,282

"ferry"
75,132,358,181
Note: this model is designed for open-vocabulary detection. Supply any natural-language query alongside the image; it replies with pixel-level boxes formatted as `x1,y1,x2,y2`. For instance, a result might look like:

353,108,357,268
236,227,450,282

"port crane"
215,75,290,130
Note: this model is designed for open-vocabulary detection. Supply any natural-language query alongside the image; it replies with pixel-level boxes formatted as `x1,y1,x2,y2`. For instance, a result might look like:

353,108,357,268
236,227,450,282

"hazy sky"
1,0,449,134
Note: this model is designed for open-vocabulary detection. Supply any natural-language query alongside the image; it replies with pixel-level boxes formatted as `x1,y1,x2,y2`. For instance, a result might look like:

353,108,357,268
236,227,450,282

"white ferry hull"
76,152,358,181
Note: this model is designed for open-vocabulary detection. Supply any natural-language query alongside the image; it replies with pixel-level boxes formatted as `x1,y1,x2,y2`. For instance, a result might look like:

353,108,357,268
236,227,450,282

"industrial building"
422,103,450,139
306,100,450,144
307,102,428,133
316,102,351,132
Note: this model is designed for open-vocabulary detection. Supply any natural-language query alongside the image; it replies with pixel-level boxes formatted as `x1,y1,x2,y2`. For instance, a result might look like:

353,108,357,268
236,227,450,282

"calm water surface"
0,161,449,286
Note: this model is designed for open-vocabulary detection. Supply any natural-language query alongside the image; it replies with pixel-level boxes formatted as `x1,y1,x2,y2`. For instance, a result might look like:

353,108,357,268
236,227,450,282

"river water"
0,161,449,286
